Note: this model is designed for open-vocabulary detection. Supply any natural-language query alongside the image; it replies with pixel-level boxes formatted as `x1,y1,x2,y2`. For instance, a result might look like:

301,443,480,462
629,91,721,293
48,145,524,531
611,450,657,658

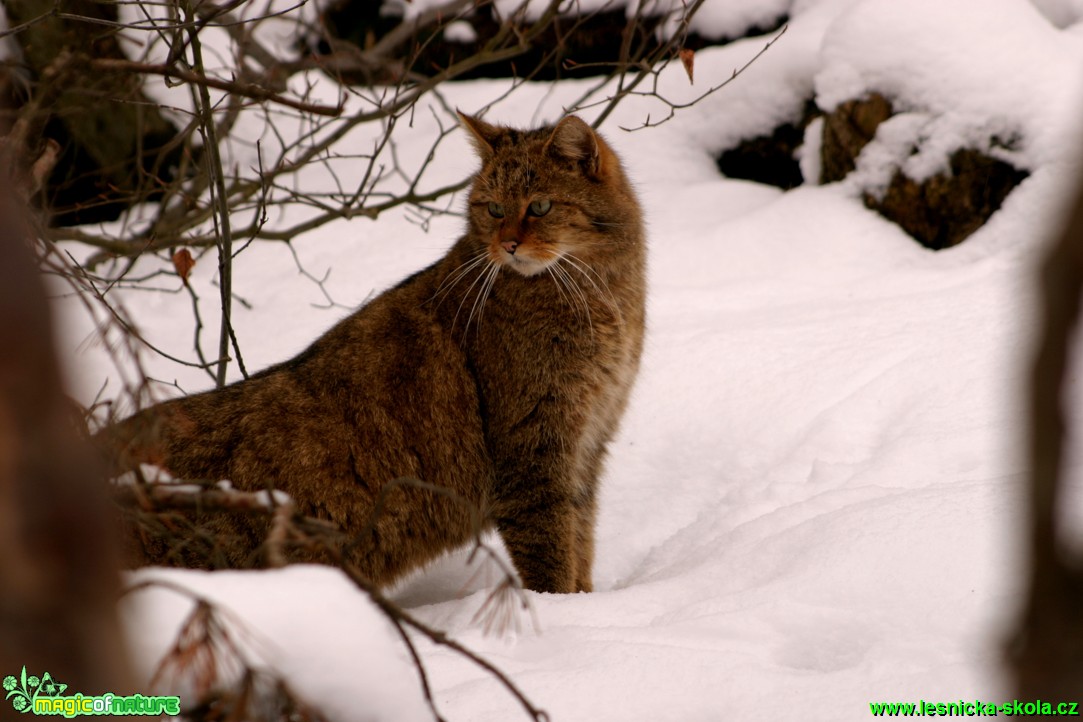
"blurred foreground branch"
1010,150,1083,700
114,477,543,721
0,188,132,699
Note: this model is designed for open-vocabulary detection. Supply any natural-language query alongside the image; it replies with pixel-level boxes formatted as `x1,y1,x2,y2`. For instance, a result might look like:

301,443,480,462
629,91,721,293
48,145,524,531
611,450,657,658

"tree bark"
0,190,132,698
1,0,179,225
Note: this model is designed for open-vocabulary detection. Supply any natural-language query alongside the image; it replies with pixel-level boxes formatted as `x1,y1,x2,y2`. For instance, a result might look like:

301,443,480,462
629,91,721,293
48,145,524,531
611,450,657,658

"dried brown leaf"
679,48,695,84
173,248,195,284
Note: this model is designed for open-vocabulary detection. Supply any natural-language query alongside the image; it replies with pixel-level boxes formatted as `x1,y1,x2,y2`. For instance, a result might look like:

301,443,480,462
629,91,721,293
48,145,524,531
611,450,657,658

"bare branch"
88,58,345,116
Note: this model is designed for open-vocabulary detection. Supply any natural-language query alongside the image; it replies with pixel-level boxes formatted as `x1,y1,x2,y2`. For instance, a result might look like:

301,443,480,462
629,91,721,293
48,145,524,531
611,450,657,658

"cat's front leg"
495,478,581,594
571,442,612,593
571,488,597,593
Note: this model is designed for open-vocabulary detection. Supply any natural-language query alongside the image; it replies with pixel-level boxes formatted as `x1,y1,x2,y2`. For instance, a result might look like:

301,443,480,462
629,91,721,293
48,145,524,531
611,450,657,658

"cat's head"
459,113,638,277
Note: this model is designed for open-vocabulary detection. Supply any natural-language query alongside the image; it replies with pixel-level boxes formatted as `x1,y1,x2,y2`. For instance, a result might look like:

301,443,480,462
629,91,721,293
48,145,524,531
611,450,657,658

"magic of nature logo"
4,666,180,717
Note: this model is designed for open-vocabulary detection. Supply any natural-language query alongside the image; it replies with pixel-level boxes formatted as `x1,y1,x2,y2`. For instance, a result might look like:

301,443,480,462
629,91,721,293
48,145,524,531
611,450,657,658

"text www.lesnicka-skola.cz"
869,700,1080,717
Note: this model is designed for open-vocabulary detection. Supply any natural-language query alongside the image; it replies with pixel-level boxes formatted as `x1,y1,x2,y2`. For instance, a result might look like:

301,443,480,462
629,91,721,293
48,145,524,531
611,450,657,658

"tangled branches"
0,1,785,719
114,472,545,721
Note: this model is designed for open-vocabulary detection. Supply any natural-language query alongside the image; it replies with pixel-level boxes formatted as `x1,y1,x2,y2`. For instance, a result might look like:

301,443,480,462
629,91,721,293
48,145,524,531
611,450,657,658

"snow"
815,0,1083,172
1030,0,1083,28
50,0,1083,719
121,567,431,721
444,20,478,44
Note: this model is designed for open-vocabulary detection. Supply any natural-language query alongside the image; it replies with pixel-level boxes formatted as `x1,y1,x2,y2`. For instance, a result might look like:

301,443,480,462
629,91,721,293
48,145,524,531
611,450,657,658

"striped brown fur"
98,114,646,593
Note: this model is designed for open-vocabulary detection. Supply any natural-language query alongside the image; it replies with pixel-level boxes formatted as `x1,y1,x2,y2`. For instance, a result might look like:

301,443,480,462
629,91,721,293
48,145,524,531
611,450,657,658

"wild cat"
98,113,646,593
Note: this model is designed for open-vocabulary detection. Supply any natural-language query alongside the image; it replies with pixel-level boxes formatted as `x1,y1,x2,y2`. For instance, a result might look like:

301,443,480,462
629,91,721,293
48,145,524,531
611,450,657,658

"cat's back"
131,260,492,509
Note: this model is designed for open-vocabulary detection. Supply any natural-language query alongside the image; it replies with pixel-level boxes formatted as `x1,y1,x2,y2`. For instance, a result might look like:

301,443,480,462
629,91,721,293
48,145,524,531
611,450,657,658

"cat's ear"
458,111,501,160
546,115,605,179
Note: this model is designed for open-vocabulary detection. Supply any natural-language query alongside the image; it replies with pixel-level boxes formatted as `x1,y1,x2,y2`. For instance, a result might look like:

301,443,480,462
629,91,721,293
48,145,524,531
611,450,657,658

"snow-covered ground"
52,0,1083,719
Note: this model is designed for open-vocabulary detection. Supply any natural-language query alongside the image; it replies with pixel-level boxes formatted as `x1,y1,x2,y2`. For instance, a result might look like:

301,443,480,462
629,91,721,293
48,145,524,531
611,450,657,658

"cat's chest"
478,274,626,366
468,281,637,420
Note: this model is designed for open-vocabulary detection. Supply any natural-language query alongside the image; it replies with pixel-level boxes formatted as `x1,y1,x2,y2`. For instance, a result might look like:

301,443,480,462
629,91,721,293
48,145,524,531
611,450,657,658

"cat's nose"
501,240,518,255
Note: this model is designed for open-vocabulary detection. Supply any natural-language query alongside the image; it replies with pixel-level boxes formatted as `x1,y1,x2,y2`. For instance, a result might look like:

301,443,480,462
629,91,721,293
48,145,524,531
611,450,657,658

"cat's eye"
528,199,552,217
488,202,505,218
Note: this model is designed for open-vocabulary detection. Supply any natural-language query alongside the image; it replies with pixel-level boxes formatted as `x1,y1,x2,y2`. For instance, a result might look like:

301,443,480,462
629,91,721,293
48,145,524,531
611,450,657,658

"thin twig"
88,58,344,116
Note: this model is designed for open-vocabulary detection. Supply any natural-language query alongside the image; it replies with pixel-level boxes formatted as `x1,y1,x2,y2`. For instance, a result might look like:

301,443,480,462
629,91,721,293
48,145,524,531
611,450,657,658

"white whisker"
546,266,574,314
452,259,495,336
467,262,500,336
561,253,624,328
547,264,587,334
551,260,594,341
430,250,489,307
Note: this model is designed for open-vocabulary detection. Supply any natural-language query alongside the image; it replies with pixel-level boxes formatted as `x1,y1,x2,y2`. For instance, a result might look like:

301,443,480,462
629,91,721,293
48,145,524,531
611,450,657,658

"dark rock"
317,1,789,83
865,149,1029,250
820,92,893,184
716,100,819,190
819,92,1028,249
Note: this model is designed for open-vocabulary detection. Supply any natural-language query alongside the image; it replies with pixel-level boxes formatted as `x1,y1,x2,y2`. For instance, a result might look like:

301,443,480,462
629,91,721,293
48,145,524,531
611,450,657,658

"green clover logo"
4,667,66,714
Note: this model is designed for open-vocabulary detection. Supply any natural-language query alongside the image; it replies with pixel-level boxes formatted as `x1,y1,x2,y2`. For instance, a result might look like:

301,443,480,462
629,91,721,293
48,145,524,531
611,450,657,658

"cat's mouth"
491,245,559,277
500,252,554,277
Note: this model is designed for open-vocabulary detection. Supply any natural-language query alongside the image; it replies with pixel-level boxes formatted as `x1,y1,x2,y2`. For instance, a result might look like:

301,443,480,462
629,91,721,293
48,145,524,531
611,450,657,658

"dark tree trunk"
0,190,132,698
1010,156,1083,704
1,0,179,225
